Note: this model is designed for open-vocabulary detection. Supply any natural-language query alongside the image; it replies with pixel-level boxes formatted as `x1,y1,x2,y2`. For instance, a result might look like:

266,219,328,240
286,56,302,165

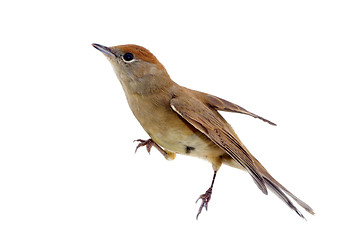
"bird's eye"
123,52,134,62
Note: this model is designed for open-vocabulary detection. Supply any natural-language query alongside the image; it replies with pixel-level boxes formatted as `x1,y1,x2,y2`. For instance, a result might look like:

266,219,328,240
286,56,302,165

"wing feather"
204,94,277,126
170,97,268,194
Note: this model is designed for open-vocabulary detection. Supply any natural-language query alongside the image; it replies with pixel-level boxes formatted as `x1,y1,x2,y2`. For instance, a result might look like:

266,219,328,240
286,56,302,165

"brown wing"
170,97,268,194
203,93,277,126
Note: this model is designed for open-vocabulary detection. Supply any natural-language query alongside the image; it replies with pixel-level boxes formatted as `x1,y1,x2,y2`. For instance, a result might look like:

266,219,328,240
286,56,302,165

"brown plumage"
92,43,315,219
111,44,164,68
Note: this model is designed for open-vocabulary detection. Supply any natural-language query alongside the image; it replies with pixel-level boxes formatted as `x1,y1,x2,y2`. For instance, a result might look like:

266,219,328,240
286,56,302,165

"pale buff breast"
126,91,245,171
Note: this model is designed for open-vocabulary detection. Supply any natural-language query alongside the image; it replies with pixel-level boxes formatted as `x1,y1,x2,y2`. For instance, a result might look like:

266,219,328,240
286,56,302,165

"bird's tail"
262,171,315,219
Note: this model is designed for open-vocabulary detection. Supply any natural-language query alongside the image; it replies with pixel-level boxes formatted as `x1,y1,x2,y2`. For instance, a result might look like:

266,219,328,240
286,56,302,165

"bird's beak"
92,43,116,58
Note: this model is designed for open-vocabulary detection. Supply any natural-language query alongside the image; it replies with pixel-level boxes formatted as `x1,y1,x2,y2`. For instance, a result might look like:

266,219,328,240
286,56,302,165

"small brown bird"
92,43,314,219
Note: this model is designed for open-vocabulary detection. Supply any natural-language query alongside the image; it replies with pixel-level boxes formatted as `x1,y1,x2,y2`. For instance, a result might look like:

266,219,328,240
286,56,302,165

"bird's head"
92,43,172,94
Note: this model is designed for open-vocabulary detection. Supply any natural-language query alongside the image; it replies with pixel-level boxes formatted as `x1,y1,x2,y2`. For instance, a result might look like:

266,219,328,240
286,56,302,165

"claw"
196,187,213,219
133,138,176,161
195,171,217,220
134,139,154,153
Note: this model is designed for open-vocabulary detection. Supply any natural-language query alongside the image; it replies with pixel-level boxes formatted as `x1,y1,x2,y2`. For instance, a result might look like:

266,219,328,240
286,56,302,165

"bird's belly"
128,94,224,159
147,119,223,159
174,133,224,158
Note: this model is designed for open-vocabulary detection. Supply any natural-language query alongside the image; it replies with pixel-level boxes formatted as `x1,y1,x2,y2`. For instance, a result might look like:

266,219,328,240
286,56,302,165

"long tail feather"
262,172,315,217
266,175,315,215
264,177,306,219
252,156,315,217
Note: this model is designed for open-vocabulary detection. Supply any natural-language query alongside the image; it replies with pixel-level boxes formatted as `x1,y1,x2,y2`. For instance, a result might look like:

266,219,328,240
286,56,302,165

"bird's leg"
196,170,217,219
134,138,176,160
134,139,155,153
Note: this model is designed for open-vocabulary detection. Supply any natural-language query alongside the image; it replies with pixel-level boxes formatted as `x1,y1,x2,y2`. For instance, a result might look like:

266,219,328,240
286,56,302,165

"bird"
92,43,314,219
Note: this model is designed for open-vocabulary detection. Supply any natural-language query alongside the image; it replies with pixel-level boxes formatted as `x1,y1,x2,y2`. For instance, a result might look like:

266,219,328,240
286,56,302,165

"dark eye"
123,52,134,62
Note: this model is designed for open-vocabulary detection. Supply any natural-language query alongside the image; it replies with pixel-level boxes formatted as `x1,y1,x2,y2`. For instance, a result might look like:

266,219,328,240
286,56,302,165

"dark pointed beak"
92,43,116,58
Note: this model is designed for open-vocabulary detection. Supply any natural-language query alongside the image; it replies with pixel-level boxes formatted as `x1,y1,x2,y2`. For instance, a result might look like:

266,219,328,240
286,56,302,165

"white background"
1,0,356,239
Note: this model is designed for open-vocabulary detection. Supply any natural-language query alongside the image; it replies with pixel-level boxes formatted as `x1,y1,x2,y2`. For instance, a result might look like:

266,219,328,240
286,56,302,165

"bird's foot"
134,138,176,160
134,139,155,153
195,187,213,219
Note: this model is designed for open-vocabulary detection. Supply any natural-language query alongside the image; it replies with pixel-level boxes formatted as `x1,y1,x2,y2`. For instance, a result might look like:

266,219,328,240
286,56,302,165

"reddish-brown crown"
111,44,164,69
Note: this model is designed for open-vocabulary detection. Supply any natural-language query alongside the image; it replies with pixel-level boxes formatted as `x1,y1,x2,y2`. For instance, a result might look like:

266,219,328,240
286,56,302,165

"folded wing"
170,96,268,195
